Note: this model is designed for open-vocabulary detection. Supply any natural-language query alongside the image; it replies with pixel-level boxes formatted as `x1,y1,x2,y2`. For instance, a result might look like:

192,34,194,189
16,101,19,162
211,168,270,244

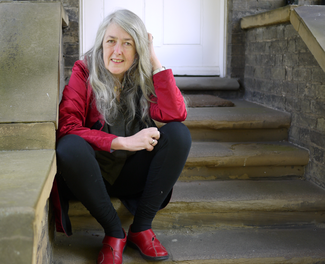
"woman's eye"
107,40,115,44
125,42,132,46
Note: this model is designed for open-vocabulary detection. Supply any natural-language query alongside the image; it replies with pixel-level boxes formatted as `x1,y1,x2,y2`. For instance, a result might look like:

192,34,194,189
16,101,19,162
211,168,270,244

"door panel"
81,0,225,76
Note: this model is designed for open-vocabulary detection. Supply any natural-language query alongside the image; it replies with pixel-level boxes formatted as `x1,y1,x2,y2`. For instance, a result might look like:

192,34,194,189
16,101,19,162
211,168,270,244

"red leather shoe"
97,229,127,264
127,227,169,261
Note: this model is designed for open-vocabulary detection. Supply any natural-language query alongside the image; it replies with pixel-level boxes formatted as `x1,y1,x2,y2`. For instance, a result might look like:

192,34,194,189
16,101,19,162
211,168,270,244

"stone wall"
243,23,325,187
226,0,285,81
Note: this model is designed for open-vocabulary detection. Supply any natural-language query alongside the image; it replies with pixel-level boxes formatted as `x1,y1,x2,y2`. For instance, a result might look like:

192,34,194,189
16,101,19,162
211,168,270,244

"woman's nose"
114,42,122,54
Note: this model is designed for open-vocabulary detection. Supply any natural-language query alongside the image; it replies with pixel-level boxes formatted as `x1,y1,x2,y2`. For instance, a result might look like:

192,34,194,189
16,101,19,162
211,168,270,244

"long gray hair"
83,9,155,126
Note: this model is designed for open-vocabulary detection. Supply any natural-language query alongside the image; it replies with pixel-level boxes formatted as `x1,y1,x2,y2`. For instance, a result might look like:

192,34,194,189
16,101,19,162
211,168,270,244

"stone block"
275,54,283,66
272,67,286,80
298,53,318,67
246,29,256,42
263,27,277,41
0,150,56,264
264,66,273,79
307,163,325,189
295,37,308,53
293,68,312,82
298,82,316,98
255,27,264,41
312,100,325,116
285,96,301,112
292,113,317,129
317,118,325,132
231,44,245,55
316,84,325,99
312,147,325,163
283,82,298,96
284,24,298,39
301,98,313,114
245,66,256,78
270,40,288,54
0,123,55,150
287,38,296,53
276,24,285,39
283,53,299,66
311,130,325,148
232,33,245,44
273,80,284,95
285,66,293,81
312,67,325,83
0,2,68,126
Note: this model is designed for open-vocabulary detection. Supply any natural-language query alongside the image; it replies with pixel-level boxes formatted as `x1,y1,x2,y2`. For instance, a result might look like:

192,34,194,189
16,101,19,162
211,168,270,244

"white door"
80,0,226,76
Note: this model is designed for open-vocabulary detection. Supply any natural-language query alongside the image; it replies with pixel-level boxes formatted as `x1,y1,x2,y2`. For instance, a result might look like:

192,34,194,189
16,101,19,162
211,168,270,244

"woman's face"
102,23,137,82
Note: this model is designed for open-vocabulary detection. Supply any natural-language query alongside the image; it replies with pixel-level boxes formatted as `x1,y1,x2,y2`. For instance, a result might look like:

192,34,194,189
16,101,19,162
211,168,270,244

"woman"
51,9,191,264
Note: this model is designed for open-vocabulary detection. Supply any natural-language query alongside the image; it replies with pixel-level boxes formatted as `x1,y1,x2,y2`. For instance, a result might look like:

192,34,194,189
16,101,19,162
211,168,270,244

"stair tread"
187,141,309,167
184,99,291,129
53,227,325,263
170,180,325,210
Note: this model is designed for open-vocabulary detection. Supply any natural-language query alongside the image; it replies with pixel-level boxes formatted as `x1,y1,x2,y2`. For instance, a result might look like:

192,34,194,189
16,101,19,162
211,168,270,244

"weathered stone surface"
183,99,291,130
0,150,56,264
187,141,309,167
291,6,325,73
53,227,325,263
0,2,68,126
0,122,55,150
175,77,240,90
241,6,294,29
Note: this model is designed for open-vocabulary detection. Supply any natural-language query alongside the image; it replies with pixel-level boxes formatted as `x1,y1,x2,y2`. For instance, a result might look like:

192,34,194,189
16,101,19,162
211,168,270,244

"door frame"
79,0,227,77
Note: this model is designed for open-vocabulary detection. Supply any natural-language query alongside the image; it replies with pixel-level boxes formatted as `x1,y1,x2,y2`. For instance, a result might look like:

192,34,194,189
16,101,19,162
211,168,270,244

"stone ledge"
241,5,296,29
0,122,56,150
175,76,240,91
0,150,56,264
290,6,325,72
241,5,325,73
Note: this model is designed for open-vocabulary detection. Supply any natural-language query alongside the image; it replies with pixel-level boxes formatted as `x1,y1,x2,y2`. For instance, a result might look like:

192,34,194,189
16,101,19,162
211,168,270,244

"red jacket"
52,60,187,235
57,60,187,150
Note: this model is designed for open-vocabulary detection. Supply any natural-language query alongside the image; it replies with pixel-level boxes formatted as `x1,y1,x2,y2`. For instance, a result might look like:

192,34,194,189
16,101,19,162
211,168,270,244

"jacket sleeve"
57,61,117,152
149,69,187,123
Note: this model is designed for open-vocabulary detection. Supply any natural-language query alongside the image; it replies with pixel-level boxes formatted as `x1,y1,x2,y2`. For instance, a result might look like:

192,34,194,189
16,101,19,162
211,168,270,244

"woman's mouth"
111,59,124,63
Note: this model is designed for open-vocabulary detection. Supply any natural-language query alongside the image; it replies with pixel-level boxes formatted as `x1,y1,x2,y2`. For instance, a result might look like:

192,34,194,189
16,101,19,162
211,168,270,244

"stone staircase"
53,99,325,263
0,2,68,264
2,2,325,263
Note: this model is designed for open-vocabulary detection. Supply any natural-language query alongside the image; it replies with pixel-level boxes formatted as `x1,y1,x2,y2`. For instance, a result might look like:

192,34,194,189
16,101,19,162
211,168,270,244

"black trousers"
56,122,191,237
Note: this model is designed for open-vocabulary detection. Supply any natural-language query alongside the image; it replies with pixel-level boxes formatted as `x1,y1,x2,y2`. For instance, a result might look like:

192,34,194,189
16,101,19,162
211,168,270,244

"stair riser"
69,210,325,232
180,165,305,180
188,128,288,142
68,198,325,231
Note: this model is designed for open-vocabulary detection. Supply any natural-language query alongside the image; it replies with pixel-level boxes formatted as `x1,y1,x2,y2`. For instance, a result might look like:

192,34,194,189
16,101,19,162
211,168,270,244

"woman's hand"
148,33,162,72
111,127,160,152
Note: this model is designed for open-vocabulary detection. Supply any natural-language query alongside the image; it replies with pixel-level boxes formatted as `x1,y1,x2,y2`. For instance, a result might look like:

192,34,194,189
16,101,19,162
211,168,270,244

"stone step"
53,222,325,264
181,141,309,180
67,179,325,232
156,99,291,142
175,76,240,90
0,149,56,264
